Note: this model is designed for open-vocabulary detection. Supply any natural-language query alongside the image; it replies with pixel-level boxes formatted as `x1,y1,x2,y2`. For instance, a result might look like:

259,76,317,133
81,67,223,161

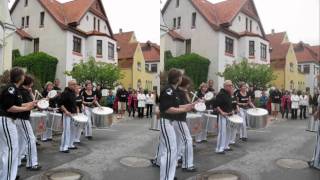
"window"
245,17,248,31
34,38,39,53
173,18,176,28
249,20,252,32
145,63,150,71
238,16,241,22
225,37,234,55
177,17,181,29
137,62,142,71
289,63,294,72
86,15,89,21
260,43,267,59
94,17,96,30
176,0,179,7
108,42,115,60
185,39,191,54
96,40,102,56
73,36,82,53
298,65,302,72
98,19,100,32
40,12,45,26
25,16,29,28
151,64,158,73
21,17,25,28
303,65,310,74
25,0,28,7
192,12,196,28
249,41,255,57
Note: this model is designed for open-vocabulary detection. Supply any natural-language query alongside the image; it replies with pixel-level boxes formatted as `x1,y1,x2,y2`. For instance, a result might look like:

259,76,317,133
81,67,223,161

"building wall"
271,68,285,89
78,12,111,36
119,68,132,89
145,61,160,94
299,62,319,94
230,12,262,36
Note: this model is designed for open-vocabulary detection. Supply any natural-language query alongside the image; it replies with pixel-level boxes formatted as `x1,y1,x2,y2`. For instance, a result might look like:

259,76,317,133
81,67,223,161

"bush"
12,49,21,62
165,53,210,88
13,52,58,86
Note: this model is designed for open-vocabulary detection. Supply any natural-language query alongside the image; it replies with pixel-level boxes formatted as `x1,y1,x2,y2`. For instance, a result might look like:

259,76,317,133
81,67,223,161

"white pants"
311,122,320,169
16,120,38,167
60,115,75,151
0,117,19,180
84,107,93,137
159,118,177,180
153,136,162,166
173,121,194,168
41,111,52,141
239,108,248,139
195,114,207,142
216,115,230,152
73,122,85,143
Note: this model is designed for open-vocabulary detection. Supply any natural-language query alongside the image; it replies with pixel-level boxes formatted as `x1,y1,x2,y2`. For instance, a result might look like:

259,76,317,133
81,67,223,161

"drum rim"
247,108,268,116
194,102,206,112
92,107,113,115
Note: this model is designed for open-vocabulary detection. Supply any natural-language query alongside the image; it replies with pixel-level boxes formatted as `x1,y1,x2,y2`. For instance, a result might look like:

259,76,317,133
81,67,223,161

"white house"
161,0,270,89
294,42,320,94
0,0,15,74
10,0,118,86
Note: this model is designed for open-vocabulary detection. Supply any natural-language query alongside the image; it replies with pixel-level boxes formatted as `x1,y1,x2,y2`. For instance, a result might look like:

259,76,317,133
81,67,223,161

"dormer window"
176,0,179,7
25,16,29,28
173,18,176,28
94,17,96,30
245,17,248,31
238,16,241,22
40,12,45,27
249,20,252,32
98,19,100,32
177,17,181,29
21,17,25,28
86,15,89,21
192,12,196,28
25,0,28,7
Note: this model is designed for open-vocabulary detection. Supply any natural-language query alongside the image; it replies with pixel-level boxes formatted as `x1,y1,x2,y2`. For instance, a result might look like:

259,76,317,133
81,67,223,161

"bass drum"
92,107,114,128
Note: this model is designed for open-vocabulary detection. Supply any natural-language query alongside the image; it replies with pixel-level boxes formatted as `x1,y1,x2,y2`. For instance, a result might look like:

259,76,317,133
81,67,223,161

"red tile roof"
293,42,319,63
16,28,33,40
167,30,185,41
266,32,291,61
311,45,320,60
162,0,265,37
10,0,114,38
140,41,160,62
114,32,138,60
266,32,286,45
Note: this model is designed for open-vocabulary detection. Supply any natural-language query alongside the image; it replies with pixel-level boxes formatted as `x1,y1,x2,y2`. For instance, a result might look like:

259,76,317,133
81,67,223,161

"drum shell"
30,114,46,135
93,113,112,128
247,113,268,129
48,112,63,132
150,115,160,131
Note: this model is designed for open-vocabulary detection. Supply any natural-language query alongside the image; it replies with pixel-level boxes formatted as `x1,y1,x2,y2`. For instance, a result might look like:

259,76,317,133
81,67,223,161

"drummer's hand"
65,111,72,117
221,112,229,117
185,104,194,112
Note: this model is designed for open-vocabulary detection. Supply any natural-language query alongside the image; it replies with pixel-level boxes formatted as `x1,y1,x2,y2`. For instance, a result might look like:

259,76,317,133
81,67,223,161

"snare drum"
227,114,243,128
194,102,206,112
72,114,88,127
186,113,203,136
30,112,47,135
92,107,113,128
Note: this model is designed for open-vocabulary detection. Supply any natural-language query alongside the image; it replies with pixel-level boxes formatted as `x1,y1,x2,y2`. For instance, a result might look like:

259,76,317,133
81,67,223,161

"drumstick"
190,91,199,103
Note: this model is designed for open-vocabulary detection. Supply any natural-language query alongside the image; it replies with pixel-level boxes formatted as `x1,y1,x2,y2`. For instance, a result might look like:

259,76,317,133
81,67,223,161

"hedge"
13,52,58,86
165,53,210,88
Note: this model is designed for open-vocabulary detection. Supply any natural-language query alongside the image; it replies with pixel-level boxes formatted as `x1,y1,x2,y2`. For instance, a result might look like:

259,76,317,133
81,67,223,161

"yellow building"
114,31,153,90
266,31,305,91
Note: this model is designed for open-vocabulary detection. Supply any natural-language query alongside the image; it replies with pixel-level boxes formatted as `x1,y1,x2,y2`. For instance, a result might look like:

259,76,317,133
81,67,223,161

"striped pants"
16,119,38,167
159,118,177,180
311,122,320,169
0,117,19,180
173,121,194,168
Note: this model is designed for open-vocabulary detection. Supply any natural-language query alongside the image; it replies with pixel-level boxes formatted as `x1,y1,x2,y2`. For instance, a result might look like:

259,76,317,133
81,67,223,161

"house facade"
162,0,270,89
294,42,319,94
141,41,160,94
0,0,15,74
114,31,153,91
266,31,305,91
10,0,118,86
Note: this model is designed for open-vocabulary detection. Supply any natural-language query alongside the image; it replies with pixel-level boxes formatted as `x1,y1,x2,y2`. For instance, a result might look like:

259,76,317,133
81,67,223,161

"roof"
140,41,160,62
10,0,114,38
293,42,319,63
162,0,266,37
16,28,33,40
167,30,185,41
266,32,290,60
114,32,138,60
266,32,286,45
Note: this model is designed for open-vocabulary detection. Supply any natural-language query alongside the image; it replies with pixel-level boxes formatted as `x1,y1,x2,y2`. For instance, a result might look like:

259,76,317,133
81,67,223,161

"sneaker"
182,166,197,172
27,165,42,171
60,150,70,153
86,136,93,140
216,151,225,154
68,146,78,150
225,148,233,151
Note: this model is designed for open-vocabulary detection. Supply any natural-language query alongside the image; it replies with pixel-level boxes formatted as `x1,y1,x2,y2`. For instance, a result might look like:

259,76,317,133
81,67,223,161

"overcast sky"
8,0,160,44
161,0,320,45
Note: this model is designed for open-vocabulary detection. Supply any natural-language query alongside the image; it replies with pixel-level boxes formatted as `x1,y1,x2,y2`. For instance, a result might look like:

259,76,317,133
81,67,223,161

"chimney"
119,28,123,33
271,29,275,34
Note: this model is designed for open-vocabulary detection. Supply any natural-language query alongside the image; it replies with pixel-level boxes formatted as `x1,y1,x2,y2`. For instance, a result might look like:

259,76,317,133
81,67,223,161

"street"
21,116,320,180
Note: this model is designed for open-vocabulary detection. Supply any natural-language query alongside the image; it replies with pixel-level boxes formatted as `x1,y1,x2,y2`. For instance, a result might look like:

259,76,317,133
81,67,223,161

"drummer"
16,75,41,171
0,67,36,180
195,83,209,143
58,80,78,153
159,68,194,180
308,94,320,170
81,80,101,140
74,85,85,144
236,82,255,141
215,80,234,154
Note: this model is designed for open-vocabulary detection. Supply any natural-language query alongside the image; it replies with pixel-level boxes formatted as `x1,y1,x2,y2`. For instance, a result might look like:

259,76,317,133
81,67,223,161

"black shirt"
215,89,233,114
82,90,96,108
159,85,180,121
175,88,189,121
0,83,24,119
75,95,83,113
58,87,77,114
237,92,250,109
18,87,33,120
231,96,238,111
270,90,281,104
117,89,128,102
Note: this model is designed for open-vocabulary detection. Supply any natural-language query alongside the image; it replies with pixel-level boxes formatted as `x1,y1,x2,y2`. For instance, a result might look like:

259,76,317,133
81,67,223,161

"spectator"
116,86,128,118
95,84,102,103
197,83,208,99
146,91,155,118
127,90,138,117
106,90,115,109
281,91,291,119
291,90,300,119
53,78,62,92
270,87,282,120
207,79,215,93
299,91,309,119
137,89,146,118
248,85,255,102
259,90,268,109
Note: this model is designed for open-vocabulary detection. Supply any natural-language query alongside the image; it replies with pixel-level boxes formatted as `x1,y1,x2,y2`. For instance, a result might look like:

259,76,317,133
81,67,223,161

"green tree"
218,59,276,89
65,57,123,89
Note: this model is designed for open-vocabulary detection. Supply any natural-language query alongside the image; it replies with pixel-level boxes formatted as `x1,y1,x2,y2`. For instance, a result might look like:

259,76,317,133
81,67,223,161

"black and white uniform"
237,92,250,139
173,88,194,168
74,95,84,143
58,88,77,151
159,85,179,180
0,83,22,180
215,88,233,153
15,87,39,168
82,90,96,137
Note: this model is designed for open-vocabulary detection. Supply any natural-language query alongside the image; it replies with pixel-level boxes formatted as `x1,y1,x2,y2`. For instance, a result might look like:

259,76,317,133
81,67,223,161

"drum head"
186,113,202,119
73,114,88,123
228,115,243,124
204,92,214,101
37,100,49,109
247,108,268,116
48,90,57,98
92,107,113,115
194,103,206,112
30,112,47,118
